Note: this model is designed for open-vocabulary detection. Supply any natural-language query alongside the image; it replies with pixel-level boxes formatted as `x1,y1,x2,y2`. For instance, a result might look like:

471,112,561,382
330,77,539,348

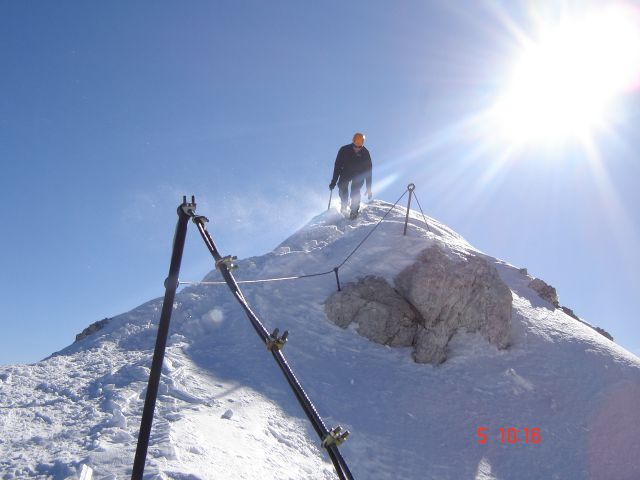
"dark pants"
338,177,364,212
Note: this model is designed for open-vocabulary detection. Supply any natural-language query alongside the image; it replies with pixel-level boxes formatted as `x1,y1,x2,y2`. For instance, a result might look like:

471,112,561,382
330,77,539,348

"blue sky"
1,0,638,365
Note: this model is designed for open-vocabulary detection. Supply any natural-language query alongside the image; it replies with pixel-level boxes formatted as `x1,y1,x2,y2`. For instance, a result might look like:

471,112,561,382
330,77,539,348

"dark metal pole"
328,189,333,211
131,196,196,480
191,216,353,480
333,267,341,292
403,183,415,236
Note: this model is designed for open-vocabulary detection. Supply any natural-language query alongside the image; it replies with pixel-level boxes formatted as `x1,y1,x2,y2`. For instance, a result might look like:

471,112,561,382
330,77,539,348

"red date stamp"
477,427,541,445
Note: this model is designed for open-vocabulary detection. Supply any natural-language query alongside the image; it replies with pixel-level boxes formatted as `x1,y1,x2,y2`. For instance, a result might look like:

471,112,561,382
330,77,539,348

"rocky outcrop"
528,278,560,308
75,318,109,342
324,276,419,347
395,246,512,362
560,305,579,320
530,280,613,341
325,245,513,364
593,326,614,341
560,306,614,341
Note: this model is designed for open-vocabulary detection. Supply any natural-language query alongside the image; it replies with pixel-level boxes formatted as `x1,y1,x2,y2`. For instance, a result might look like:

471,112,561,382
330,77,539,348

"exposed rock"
519,268,528,276
531,282,613,342
561,306,614,341
325,245,513,365
395,246,512,353
561,306,579,320
594,326,614,341
324,276,418,347
413,324,450,364
75,318,109,342
528,278,560,308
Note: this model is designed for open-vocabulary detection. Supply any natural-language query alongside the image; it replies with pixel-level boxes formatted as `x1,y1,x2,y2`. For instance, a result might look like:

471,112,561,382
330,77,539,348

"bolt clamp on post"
180,195,197,217
192,214,209,225
216,255,238,271
266,328,289,351
322,425,350,448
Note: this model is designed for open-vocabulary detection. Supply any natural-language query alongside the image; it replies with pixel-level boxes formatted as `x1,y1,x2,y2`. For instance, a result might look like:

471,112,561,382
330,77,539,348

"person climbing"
329,132,373,219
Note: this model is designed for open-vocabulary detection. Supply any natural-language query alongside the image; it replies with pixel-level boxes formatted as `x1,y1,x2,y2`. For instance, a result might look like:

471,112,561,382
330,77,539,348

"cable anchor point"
266,328,289,351
321,425,350,448
192,214,209,225
407,183,416,192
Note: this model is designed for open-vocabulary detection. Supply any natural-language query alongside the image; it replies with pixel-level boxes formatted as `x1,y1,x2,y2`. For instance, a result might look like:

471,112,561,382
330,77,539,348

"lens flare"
491,4,640,145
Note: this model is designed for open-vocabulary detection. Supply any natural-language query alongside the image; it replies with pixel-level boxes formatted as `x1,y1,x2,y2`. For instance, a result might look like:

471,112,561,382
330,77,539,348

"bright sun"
491,4,640,145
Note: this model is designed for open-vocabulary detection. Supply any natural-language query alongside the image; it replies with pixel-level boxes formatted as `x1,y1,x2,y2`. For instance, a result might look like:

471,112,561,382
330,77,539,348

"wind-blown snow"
1,200,638,479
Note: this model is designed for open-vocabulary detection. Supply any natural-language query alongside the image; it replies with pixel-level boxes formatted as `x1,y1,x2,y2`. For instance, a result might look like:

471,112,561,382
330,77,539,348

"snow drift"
1,200,639,479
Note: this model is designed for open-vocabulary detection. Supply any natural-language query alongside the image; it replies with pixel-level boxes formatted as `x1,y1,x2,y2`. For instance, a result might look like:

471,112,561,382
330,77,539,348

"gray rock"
324,276,418,347
528,278,560,308
395,246,512,351
325,245,513,365
561,306,614,341
594,326,614,341
413,325,449,364
75,318,110,342
561,306,579,320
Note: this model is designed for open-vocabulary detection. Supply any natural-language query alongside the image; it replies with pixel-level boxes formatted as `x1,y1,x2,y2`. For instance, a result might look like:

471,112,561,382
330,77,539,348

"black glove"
329,182,336,190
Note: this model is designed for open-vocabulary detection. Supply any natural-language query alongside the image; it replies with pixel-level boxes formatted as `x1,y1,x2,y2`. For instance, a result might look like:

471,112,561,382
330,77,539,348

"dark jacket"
330,144,372,190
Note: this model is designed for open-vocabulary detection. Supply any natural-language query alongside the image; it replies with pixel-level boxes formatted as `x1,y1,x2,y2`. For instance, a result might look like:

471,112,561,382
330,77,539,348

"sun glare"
491,4,640,145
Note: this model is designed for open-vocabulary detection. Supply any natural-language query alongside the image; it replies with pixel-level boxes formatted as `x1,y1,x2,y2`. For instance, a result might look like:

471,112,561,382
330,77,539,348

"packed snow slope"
1,200,639,480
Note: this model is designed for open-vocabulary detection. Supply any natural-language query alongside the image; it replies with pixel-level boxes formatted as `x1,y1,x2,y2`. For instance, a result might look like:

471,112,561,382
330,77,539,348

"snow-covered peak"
275,200,472,254
1,202,639,479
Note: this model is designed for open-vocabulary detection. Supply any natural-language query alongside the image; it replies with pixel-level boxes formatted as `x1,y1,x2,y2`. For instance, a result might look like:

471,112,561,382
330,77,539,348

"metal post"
333,267,341,292
191,216,353,479
328,189,333,211
403,184,415,236
131,196,196,480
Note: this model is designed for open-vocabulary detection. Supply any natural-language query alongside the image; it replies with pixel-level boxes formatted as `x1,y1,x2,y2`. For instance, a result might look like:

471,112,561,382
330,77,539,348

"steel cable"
180,187,409,288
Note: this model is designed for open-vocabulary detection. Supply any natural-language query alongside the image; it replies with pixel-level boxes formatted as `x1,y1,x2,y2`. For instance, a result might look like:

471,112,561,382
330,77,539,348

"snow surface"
1,200,639,479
